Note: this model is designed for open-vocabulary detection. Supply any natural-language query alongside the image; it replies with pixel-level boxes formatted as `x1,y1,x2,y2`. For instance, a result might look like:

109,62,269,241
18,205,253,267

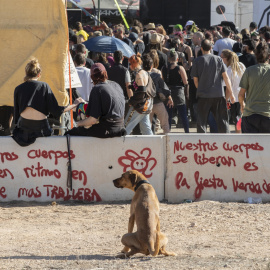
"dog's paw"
116,253,127,259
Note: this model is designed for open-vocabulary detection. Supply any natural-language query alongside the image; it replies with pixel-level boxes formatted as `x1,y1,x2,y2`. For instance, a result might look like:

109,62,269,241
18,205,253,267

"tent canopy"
0,0,69,107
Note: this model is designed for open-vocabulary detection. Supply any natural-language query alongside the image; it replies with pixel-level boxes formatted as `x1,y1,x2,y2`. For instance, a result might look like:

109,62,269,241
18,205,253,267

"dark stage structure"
140,0,211,30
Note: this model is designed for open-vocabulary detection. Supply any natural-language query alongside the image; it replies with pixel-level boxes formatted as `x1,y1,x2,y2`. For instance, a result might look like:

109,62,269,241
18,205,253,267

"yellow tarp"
0,0,69,107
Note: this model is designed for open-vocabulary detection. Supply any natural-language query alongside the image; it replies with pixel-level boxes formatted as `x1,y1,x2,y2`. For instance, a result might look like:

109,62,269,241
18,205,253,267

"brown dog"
113,170,176,258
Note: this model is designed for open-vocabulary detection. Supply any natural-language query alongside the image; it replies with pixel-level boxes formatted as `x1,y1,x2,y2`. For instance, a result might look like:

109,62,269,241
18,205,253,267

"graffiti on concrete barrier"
118,148,157,178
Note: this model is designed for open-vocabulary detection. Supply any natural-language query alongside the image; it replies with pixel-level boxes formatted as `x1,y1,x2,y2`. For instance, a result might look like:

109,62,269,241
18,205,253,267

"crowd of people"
2,19,270,145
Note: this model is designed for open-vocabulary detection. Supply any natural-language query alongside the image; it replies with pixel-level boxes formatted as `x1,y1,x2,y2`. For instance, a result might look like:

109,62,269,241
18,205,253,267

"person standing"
221,50,246,133
239,39,257,68
191,39,235,133
143,54,172,134
124,54,153,135
107,50,131,116
213,27,236,56
74,53,93,102
238,41,270,133
162,49,190,133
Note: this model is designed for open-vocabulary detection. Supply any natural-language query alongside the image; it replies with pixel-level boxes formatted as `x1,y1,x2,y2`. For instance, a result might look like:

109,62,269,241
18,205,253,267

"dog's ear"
129,172,137,187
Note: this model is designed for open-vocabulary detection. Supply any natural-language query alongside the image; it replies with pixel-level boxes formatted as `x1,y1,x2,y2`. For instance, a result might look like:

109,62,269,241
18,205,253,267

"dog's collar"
134,180,150,192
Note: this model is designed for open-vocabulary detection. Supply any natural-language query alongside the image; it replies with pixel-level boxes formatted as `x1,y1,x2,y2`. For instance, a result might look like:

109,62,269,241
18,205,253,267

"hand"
74,97,85,105
167,98,174,108
240,103,245,114
101,21,108,28
230,95,236,104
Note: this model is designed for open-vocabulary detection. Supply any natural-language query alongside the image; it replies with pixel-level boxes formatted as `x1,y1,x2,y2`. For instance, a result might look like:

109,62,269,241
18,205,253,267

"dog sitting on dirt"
113,170,176,258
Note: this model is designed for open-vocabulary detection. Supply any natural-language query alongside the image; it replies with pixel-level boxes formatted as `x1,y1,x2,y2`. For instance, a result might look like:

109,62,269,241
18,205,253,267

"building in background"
253,0,270,29
211,0,253,31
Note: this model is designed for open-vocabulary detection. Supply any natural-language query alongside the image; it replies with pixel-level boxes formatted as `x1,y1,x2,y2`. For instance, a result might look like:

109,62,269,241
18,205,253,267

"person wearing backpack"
125,54,155,135
162,49,190,133
142,54,173,134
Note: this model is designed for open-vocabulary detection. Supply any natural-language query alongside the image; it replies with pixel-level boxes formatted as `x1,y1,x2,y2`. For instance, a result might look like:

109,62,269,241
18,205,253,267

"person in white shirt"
74,53,93,102
221,49,246,133
213,27,236,56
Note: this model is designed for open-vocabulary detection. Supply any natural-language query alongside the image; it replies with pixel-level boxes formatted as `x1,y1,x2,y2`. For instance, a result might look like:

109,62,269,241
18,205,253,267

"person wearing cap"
65,63,126,138
213,26,236,56
173,24,183,33
185,20,198,33
129,32,145,55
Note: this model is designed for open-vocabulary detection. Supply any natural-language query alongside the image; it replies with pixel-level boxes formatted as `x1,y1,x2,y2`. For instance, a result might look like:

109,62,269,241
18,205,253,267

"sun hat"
150,33,163,44
145,23,156,31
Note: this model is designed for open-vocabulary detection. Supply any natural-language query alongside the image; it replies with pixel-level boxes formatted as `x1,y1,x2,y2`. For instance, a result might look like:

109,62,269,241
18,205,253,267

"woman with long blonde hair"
220,49,246,132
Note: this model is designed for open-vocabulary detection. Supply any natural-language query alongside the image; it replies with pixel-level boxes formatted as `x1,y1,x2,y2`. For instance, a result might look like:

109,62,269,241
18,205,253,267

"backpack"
128,71,156,114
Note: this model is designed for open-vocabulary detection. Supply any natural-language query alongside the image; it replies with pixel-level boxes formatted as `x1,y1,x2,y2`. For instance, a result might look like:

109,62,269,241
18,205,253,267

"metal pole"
98,0,100,25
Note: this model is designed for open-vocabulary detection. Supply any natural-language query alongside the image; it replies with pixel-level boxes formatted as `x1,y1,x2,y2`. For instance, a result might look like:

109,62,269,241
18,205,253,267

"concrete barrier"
1,134,270,203
166,134,270,203
0,136,166,202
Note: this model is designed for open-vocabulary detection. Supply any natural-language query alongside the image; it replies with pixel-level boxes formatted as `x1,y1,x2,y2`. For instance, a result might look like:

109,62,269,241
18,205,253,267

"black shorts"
65,118,126,138
12,117,53,146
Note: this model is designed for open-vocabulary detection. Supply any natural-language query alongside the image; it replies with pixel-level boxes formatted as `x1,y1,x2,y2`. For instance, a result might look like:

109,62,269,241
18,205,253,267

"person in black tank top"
162,49,189,133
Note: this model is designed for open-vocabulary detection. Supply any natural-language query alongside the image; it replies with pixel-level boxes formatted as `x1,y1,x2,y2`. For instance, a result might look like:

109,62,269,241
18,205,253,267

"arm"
179,66,188,85
193,77,199,89
186,46,193,68
77,116,98,127
63,97,83,113
238,88,247,114
222,72,235,103
179,66,189,100
125,70,133,98
126,83,133,98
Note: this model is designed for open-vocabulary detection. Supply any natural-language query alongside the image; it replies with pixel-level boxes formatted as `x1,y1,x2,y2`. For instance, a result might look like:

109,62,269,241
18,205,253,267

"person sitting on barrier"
65,63,126,138
12,58,80,146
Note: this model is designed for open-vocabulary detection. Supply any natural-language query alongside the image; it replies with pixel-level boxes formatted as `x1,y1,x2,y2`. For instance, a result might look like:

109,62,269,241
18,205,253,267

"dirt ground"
0,200,270,270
